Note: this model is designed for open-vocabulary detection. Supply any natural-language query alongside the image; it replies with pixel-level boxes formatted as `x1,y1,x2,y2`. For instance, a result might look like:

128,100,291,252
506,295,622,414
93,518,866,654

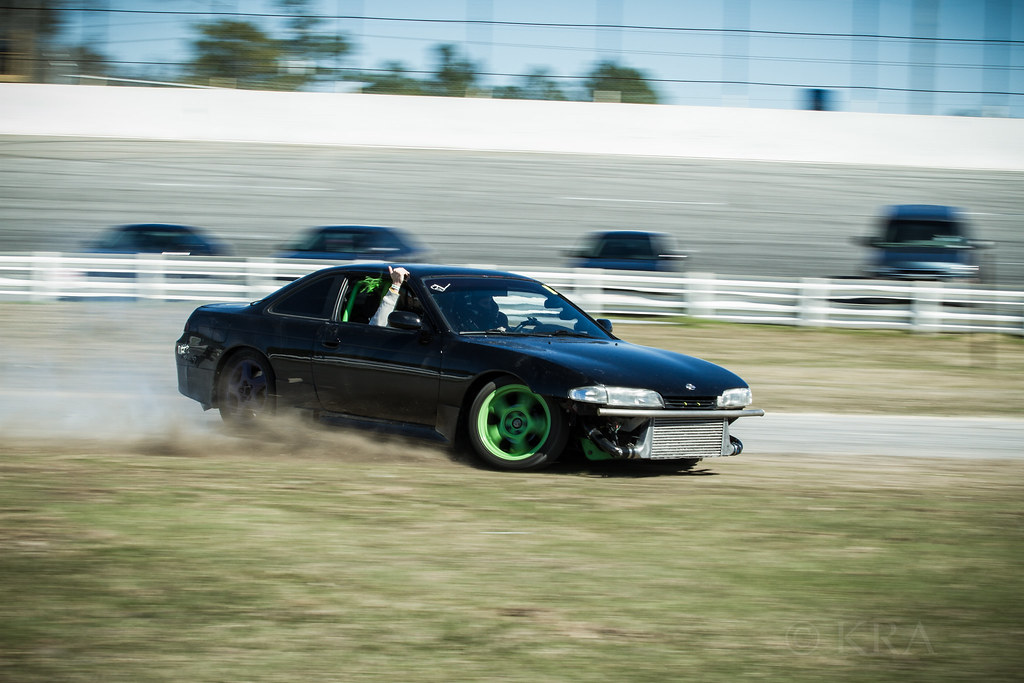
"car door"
264,272,345,409
311,274,443,425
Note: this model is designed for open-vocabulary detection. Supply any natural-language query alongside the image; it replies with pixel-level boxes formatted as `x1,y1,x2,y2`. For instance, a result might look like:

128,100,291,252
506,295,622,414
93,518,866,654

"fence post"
246,258,276,300
136,253,168,300
574,267,601,318
911,280,941,332
799,278,829,327
30,252,61,302
686,272,715,318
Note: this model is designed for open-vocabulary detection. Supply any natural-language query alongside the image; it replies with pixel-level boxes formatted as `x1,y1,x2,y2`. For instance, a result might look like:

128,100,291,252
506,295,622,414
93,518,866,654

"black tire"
217,350,275,424
467,376,567,471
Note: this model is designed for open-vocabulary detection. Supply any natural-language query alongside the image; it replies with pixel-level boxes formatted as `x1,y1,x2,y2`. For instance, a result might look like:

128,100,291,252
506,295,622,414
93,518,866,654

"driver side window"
336,273,428,327
338,274,388,324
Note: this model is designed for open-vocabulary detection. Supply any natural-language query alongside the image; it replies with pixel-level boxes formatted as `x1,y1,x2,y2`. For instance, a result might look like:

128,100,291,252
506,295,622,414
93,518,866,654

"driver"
454,292,508,332
370,265,410,326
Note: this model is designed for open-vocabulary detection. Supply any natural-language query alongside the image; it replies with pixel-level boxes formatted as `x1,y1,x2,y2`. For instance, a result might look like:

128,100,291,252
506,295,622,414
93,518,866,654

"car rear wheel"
468,377,567,470
218,350,275,424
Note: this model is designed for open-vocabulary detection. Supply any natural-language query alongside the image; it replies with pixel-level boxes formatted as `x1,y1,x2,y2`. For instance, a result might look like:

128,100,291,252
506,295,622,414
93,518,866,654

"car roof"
588,229,668,238
118,223,199,232
312,225,404,233
311,262,533,281
885,205,960,221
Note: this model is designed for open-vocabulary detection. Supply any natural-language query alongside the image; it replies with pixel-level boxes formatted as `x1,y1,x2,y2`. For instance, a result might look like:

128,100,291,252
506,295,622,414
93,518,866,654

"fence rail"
2,252,1022,335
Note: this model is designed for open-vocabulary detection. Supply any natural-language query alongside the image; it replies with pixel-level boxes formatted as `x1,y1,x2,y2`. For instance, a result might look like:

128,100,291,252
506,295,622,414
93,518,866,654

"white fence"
2,252,1022,335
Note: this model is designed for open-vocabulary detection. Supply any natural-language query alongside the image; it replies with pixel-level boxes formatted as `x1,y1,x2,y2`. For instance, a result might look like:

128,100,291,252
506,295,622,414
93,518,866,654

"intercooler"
648,418,728,459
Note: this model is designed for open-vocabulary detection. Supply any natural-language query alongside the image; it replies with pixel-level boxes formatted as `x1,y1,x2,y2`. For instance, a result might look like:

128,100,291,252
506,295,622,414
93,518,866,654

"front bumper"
596,408,765,419
582,407,765,461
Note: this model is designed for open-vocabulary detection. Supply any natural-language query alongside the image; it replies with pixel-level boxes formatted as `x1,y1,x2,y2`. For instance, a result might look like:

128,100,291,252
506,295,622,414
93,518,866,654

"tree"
359,62,426,95
275,0,350,88
494,68,567,101
188,20,285,89
186,1,350,91
427,44,478,97
1,1,63,81
583,61,659,104
65,45,113,78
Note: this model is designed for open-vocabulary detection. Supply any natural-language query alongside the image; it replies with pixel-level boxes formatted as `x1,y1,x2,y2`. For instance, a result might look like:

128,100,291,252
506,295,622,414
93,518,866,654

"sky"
59,0,1024,117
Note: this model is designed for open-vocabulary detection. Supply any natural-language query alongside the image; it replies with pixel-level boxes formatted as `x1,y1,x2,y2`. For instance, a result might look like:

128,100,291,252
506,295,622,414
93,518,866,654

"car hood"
463,335,747,396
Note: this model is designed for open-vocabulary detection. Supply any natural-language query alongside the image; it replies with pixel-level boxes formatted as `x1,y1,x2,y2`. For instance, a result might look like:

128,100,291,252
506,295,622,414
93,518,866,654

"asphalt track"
2,136,1023,287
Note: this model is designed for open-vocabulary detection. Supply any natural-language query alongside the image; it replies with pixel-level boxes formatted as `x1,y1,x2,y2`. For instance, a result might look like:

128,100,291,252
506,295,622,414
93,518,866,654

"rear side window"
324,231,362,252
597,235,654,259
271,276,339,319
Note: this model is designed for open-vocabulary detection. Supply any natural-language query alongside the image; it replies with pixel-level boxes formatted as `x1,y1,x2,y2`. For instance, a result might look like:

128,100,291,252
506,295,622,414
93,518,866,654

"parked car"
276,225,429,262
565,230,686,271
176,264,763,471
83,223,231,256
855,205,991,281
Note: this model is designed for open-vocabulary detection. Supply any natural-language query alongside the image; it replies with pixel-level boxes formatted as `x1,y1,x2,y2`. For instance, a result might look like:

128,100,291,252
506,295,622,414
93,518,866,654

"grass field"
2,432,1022,682
1,304,1023,681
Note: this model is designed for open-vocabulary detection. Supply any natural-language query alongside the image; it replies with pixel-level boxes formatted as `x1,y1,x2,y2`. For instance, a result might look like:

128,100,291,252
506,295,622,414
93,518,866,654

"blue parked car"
84,223,231,256
565,230,686,272
276,225,429,262
856,205,990,281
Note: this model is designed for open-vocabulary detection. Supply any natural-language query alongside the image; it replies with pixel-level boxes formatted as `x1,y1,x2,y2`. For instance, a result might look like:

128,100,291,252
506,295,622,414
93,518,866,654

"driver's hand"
388,266,410,287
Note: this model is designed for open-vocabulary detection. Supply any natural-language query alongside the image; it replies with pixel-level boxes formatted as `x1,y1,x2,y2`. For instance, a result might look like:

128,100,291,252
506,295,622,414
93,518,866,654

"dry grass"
1,438,1022,682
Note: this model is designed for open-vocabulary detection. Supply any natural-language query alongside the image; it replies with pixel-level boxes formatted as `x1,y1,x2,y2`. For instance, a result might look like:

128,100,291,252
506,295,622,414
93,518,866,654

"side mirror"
388,311,422,330
597,318,613,333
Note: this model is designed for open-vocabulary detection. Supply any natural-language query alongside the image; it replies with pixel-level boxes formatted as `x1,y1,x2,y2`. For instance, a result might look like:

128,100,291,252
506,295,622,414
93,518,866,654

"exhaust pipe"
728,436,743,456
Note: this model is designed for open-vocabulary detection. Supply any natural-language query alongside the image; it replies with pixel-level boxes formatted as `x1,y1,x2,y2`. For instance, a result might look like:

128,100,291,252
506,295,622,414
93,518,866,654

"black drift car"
176,264,763,470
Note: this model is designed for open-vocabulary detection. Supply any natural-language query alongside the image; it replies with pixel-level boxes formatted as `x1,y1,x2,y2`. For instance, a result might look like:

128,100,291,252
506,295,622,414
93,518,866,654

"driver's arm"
369,266,409,327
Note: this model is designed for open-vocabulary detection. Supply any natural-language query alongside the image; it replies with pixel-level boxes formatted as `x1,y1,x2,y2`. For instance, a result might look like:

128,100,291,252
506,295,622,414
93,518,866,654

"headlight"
568,386,665,408
717,387,752,408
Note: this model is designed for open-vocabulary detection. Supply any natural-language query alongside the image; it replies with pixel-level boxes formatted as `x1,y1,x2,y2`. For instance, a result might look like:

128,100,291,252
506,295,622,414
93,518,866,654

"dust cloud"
0,300,452,464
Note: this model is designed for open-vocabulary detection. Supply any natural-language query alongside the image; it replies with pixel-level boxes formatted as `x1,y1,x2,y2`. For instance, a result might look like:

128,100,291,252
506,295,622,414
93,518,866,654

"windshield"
424,276,610,338
883,220,968,247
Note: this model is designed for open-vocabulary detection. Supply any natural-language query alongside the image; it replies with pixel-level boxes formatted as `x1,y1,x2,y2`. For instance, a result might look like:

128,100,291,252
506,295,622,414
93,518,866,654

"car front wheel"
218,350,275,424
467,377,567,470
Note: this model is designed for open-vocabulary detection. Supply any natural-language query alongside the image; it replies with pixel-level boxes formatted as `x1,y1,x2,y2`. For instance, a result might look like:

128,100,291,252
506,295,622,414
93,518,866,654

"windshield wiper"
531,329,592,338
460,328,511,336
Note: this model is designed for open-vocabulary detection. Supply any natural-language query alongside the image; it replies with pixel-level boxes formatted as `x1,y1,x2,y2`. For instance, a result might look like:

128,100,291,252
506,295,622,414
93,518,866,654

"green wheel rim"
476,384,552,461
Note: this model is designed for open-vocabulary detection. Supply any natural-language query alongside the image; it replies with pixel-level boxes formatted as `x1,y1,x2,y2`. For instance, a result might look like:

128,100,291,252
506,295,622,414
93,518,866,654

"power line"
52,7,1024,45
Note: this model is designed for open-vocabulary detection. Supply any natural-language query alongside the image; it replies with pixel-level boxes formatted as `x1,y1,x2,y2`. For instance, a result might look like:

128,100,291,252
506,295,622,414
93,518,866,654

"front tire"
218,350,275,424
467,377,567,470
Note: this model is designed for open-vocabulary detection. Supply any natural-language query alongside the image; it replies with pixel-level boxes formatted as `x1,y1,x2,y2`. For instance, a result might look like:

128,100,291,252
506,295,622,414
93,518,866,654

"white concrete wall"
2,83,1022,170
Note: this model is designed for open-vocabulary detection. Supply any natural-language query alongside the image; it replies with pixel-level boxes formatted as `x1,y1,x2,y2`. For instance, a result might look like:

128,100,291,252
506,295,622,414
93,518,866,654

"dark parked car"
84,223,231,256
176,264,762,471
566,230,686,271
856,205,990,281
276,225,429,262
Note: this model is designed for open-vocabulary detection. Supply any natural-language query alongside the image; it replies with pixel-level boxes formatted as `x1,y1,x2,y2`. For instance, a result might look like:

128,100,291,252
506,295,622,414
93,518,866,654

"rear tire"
218,350,275,424
467,377,567,470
